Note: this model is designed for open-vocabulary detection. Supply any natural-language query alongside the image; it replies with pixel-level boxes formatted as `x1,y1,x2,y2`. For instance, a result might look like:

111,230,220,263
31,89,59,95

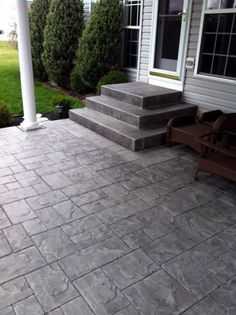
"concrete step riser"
69,110,165,151
102,86,182,109
86,98,197,129
143,93,182,109
86,99,139,128
144,133,166,149
140,106,198,129
70,110,135,150
102,87,142,107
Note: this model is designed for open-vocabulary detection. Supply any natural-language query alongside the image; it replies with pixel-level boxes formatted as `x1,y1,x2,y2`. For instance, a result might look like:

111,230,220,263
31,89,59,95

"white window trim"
89,0,97,13
194,0,236,84
122,0,143,71
136,0,143,80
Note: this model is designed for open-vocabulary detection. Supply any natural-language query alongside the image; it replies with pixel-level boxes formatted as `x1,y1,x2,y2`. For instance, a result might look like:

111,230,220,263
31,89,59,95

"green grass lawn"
0,41,84,115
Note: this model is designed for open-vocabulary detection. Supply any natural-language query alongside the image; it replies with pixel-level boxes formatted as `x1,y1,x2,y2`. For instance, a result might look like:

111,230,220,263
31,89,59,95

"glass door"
151,0,189,80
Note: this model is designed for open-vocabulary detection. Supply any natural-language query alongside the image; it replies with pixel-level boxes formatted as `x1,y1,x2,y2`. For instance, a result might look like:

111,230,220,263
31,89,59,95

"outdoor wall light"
55,104,63,114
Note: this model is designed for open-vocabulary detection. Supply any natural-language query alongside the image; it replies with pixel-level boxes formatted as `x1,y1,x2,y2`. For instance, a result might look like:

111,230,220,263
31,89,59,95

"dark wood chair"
166,110,223,153
195,113,236,182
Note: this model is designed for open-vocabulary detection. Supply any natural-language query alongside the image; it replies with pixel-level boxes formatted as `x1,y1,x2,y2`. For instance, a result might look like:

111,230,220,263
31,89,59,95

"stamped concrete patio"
0,119,235,315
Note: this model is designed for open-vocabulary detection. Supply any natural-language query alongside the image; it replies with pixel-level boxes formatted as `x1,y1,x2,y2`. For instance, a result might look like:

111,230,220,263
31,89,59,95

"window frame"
194,0,236,84
89,0,97,13
122,0,143,70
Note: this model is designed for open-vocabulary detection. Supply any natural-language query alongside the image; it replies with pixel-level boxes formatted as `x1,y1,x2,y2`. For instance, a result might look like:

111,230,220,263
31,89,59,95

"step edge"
70,112,139,151
80,98,198,118
87,96,197,111
102,85,182,100
69,109,166,140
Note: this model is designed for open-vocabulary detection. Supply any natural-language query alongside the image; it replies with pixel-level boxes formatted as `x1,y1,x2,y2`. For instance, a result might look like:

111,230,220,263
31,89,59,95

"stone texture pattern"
0,120,235,314
26,263,79,312
102,250,159,289
4,224,33,252
0,277,32,311
74,269,130,315
13,296,44,315
0,231,12,257
31,227,77,263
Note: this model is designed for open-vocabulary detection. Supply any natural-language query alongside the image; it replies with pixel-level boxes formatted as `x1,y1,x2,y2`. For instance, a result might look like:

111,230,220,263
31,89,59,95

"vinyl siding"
83,0,236,112
136,0,153,82
183,0,236,112
124,69,137,81
83,0,90,21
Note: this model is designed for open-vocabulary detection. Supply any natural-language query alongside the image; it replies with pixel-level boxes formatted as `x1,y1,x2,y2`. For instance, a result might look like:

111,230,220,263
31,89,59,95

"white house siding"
124,68,137,81
83,0,90,21
83,0,235,112
183,0,236,112
136,0,153,82
129,0,236,112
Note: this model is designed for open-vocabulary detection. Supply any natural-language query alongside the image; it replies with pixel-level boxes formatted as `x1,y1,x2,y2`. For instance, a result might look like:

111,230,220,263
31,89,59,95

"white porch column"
15,0,40,131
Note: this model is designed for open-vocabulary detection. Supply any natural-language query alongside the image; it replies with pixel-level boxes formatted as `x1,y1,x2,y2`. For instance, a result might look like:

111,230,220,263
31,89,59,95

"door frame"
148,0,192,91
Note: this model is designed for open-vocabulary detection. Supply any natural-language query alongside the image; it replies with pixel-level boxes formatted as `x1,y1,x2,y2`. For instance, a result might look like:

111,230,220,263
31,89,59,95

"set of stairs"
69,82,198,151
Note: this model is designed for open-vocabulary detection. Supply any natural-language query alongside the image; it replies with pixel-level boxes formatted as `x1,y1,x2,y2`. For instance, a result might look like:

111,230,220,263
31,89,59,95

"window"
123,0,141,69
90,0,97,12
197,0,236,80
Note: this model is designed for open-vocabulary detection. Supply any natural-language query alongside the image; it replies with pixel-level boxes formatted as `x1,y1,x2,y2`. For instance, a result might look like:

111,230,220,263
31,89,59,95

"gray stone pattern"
0,119,235,315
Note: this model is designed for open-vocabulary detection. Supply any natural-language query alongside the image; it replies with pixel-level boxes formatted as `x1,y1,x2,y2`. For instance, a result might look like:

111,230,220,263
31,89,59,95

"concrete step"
101,82,182,109
86,95,198,129
69,108,166,151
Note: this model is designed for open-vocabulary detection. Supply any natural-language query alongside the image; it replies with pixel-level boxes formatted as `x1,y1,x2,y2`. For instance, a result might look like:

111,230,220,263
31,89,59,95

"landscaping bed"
0,41,84,118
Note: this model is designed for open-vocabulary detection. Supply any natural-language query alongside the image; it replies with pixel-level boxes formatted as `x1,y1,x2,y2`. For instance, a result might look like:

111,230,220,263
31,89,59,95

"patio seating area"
0,119,236,315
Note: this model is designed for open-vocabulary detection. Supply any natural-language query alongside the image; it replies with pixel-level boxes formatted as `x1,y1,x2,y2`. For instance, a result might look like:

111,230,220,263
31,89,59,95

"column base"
19,120,42,132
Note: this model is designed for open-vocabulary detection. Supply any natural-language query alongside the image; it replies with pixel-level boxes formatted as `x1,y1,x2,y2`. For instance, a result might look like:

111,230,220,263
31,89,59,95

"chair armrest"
223,130,236,137
197,138,236,159
167,115,196,128
199,110,223,124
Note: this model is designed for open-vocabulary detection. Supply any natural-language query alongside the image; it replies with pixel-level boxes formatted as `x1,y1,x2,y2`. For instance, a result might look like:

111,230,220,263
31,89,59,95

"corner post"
15,0,40,131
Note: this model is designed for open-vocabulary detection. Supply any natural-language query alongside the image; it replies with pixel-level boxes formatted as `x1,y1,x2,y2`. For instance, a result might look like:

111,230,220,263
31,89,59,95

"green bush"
0,100,11,127
29,0,51,81
73,0,123,89
70,67,92,94
96,70,128,95
51,95,75,118
42,0,84,88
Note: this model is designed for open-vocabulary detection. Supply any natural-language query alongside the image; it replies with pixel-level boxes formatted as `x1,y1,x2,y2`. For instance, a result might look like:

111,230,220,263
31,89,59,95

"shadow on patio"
0,119,235,315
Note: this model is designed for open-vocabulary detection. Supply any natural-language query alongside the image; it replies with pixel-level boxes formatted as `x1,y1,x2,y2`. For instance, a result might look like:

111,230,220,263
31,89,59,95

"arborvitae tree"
42,0,84,88
29,0,51,81
73,0,123,89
